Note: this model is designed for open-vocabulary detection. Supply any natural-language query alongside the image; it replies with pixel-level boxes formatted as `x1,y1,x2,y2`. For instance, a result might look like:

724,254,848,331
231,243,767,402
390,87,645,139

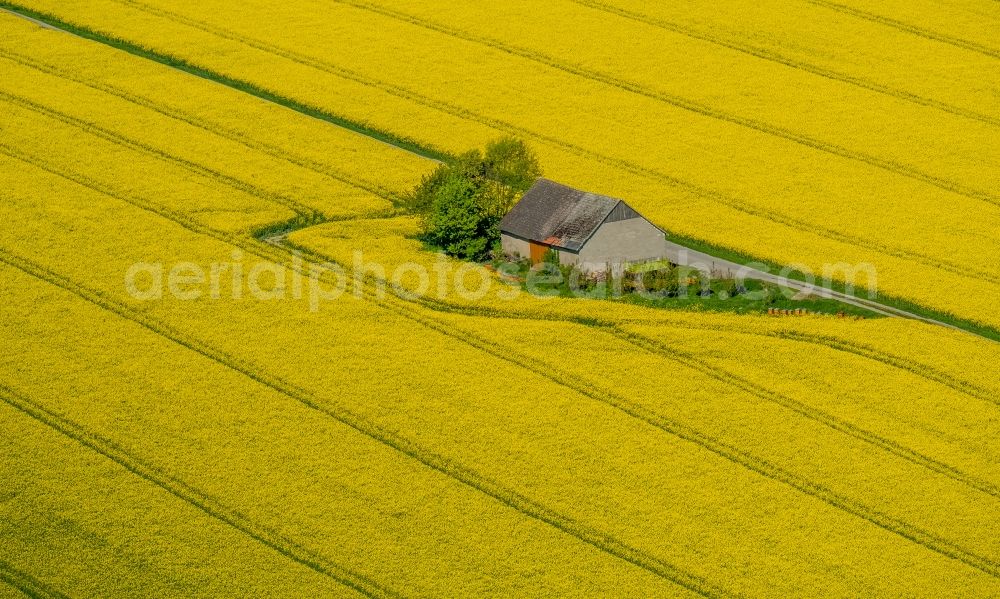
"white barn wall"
576,218,669,273
501,218,669,274
500,234,530,258
557,250,579,267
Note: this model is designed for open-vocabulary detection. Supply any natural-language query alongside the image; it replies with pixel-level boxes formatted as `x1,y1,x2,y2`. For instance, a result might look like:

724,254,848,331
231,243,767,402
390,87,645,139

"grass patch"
497,258,883,319
666,232,1000,342
620,280,882,318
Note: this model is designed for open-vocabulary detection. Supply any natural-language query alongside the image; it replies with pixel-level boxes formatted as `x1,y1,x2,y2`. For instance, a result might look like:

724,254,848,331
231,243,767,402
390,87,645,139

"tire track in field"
278,223,999,411
434,292,1000,409
623,316,1000,407
430,319,1000,579
0,560,68,599
7,144,1000,583
651,322,1000,409
569,0,1000,129
0,49,404,202
0,157,726,598
337,0,1000,209
101,0,1000,283
378,289,1000,580
284,241,1000,561
9,239,1000,587
405,291,1000,413
0,385,395,599
0,90,319,219
749,329,1000,408
609,328,1000,499
804,0,1000,60
288,245,1000,502
276,223,994,409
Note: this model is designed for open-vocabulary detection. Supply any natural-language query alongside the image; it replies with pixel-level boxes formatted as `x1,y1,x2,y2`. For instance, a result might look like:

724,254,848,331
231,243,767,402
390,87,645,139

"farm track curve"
2,144,1000,583
1,8,996,592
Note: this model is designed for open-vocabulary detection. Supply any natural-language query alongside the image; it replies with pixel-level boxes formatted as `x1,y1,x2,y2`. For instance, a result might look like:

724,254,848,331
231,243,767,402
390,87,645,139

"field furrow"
3,4,998,594
0,90,317,219
0,384,391,598
335,0,1000,208
0,397,373,597
0,560,67,599
0,258,692,597
0,48,412,203
568,0,1000,128
3,152,999,590
7,2,995,330
804,0,1000,59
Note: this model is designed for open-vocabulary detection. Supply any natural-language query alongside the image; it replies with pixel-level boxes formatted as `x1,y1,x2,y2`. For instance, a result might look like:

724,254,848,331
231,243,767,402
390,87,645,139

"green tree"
483,137,542,192
423,173,491,259
404,149,482,217
404,137,541,260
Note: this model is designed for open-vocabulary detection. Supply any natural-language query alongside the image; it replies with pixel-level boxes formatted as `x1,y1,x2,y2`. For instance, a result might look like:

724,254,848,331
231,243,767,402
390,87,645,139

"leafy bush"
482,137,543,191
566,265,597,293
628,266,681,297
405,137,541,260
423,173,489,259
727,279,748,298
541,248,561,265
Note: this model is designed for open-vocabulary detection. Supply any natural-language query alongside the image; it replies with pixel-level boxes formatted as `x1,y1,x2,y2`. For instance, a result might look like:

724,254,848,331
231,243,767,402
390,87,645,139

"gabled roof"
499,179,633,251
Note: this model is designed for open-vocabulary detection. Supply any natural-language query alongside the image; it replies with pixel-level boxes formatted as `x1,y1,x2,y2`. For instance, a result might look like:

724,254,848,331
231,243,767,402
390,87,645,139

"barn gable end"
500,178,669,272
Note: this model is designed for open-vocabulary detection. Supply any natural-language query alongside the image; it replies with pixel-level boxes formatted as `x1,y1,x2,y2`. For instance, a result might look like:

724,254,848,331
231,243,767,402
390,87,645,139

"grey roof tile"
499,179,622,251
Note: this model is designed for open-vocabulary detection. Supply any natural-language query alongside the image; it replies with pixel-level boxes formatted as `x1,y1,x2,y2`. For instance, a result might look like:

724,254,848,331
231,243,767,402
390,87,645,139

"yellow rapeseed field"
1,3,999,597
7,0,1000,328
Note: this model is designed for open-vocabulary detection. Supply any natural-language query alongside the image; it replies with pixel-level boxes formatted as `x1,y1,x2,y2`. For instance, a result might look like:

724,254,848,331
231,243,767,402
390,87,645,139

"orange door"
529,242,547,264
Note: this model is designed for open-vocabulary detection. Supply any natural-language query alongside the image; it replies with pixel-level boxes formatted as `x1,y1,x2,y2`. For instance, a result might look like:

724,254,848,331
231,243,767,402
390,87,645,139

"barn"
499,179,671,274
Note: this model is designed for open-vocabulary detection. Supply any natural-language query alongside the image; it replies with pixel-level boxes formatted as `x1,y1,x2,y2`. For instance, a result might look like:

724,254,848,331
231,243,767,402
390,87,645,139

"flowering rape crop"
7,0,1000,329
1,4,1000,597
